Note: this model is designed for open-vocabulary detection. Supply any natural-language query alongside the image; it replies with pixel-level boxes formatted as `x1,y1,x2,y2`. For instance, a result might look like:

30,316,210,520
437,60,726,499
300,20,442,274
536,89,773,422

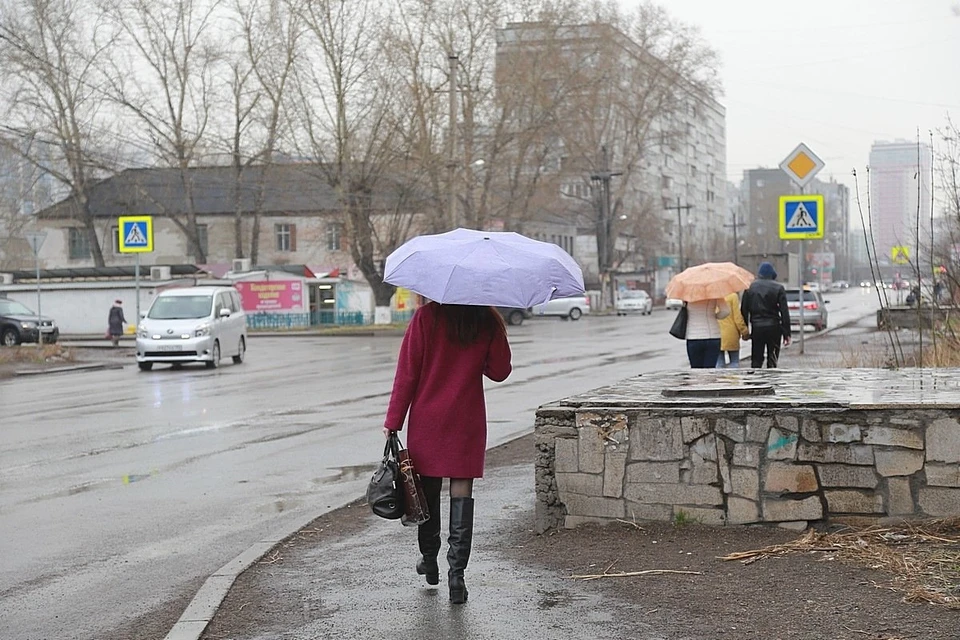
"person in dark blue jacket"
740,262,791,368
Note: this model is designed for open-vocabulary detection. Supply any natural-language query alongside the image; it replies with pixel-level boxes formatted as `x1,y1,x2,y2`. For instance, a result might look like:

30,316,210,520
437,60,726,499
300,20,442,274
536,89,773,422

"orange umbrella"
665,262,755,302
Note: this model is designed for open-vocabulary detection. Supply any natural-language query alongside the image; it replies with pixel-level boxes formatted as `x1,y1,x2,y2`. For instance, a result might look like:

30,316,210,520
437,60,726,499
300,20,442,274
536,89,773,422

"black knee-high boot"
447,496,474,604
416,476,443,585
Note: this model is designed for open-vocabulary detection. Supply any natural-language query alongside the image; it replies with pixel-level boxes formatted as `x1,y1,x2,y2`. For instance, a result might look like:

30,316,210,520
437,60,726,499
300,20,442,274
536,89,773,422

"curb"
163,498,361,640
13,363,124,377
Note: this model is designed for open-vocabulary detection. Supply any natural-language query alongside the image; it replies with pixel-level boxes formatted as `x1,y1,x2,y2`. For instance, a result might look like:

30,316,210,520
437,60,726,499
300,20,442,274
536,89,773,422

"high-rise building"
494,22,726,296
868,140,932,271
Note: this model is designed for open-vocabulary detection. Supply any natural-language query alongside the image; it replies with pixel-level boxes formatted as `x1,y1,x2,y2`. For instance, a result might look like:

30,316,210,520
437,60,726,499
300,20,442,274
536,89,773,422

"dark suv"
0,298,59,346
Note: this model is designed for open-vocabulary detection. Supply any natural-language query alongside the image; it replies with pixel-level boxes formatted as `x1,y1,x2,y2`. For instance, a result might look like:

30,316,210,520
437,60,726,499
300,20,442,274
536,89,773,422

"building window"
690,164,698,178
111,226,120,254
661,175,671,190
325,223,343,251
68,227,91,260
275,223,297,252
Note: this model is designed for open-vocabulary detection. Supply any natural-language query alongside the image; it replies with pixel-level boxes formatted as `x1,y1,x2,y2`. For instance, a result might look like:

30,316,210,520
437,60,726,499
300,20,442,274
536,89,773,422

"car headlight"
21,321,37,329
195,324,211,337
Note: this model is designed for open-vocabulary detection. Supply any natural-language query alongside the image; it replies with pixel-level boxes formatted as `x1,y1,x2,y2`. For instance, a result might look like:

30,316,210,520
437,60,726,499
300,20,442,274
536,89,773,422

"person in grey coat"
107,300,126,347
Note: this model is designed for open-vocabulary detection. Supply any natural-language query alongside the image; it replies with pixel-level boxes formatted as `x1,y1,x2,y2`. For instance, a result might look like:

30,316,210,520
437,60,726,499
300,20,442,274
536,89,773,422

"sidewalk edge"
162,497,361,640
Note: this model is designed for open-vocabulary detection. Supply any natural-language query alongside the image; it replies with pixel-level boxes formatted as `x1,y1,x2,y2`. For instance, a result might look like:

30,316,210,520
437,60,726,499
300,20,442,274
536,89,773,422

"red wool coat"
384,303,512,478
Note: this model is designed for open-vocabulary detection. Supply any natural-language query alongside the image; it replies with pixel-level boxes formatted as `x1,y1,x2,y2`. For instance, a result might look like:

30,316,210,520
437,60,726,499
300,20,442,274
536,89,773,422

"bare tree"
221,0,303,263
100,0,225,262
288,0,418,309
0,0,117,266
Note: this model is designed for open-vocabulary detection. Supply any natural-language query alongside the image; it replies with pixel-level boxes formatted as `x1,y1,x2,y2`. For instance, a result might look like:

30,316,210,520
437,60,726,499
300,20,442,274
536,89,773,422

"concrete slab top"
542,368,960,410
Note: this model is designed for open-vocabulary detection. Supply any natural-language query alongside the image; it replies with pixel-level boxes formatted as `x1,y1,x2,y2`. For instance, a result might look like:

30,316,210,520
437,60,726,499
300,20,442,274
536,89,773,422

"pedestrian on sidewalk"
717,291,748,368
740,262,791,368
383,302,512,605
107,300,126,347
684,297,730,368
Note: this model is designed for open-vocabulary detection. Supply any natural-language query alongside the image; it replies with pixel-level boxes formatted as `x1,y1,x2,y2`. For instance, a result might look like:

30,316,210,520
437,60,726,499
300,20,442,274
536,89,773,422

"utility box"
740,252,799,288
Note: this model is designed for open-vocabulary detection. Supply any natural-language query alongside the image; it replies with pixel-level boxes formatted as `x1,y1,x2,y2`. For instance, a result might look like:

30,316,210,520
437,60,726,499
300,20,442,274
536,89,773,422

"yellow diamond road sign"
779,143,825,188
891,246,910,265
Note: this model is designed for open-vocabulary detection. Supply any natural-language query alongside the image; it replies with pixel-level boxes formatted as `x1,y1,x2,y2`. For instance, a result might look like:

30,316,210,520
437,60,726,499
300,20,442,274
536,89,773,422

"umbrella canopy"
665,262,755,302
384,228,584,308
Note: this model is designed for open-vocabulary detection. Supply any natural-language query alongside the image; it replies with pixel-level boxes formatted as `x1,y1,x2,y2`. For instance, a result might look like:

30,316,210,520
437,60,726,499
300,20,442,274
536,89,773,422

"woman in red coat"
383,302,512,604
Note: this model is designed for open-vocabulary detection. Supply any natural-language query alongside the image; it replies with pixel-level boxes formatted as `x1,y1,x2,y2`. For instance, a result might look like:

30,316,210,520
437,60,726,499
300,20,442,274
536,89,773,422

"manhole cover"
661,384,775,398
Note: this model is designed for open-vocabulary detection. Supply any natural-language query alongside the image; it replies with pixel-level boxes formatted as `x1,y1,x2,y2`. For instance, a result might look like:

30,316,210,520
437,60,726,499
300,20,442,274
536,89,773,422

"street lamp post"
24,232,46,338
665,197,692,270
590,146,621,310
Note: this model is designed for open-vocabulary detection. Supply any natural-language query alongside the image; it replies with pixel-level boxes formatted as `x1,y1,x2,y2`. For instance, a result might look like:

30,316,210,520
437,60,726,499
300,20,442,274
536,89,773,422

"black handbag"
668,303,688,340
367,432,404,519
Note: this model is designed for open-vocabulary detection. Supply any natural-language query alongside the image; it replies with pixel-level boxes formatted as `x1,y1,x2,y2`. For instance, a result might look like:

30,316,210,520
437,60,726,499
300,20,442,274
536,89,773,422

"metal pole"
35,251,41,333
733,213,739,264
677,196,683,270
135,253,141,326
798,186,805,355
448,53,458,230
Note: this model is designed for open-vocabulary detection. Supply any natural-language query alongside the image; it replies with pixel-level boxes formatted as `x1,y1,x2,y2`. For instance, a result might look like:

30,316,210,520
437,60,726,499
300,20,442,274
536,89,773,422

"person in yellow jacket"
717,291,749,368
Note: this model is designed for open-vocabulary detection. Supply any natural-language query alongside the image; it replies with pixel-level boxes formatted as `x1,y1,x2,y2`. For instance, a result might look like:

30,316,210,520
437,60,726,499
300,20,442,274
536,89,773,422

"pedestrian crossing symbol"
779,195,824,240
891,245,910,265
118,216,154,253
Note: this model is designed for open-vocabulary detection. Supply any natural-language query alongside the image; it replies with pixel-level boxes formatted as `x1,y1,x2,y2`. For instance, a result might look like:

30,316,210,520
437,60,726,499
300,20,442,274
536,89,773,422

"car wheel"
206,341,221,369
138,362,153,371
1,328,20,346
507,310,524,326
232,337,245,364
569,307,582,321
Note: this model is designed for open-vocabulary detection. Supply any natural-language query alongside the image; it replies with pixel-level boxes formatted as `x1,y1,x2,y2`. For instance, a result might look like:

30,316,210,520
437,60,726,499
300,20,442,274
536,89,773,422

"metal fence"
246,309,413,331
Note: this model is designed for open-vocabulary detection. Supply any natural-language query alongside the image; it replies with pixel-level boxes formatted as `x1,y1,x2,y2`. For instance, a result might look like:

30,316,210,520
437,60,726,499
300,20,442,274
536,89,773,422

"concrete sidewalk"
173,461,645,640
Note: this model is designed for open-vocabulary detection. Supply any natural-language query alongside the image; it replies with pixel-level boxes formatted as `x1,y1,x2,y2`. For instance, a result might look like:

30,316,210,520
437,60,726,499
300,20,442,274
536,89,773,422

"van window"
148,295,213,320
229,291,242,313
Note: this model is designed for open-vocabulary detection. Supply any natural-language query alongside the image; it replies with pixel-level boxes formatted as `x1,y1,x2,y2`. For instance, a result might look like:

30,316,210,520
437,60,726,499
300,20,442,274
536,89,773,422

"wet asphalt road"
0,291,876,639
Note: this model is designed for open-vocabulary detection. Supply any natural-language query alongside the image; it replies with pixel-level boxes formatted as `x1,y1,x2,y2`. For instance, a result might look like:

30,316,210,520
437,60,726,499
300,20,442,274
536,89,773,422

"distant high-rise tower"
868,140,932,269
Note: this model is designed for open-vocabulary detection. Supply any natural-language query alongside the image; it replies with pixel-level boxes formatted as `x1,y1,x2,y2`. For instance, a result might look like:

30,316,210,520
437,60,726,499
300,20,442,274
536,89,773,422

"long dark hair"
436,304,505,346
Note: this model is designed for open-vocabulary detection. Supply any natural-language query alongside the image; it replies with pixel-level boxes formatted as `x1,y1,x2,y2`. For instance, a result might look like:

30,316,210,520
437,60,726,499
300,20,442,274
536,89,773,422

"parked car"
532,296,590,320
615,290,653,315
785,287,829,331
665,297,684,310
136,286,247,371
495,307,533,326
0,298,59,346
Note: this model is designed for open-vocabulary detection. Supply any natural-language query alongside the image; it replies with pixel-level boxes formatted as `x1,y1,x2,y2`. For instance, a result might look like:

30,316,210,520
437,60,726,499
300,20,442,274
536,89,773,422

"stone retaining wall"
534,370,960,532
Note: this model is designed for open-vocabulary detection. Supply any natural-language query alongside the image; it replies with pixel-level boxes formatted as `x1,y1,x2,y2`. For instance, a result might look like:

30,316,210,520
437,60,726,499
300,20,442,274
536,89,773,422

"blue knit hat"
757,262,777,280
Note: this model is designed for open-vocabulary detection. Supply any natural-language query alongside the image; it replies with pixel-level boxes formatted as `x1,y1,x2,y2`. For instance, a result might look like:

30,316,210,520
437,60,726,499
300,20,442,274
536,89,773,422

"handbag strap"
384,431,402,459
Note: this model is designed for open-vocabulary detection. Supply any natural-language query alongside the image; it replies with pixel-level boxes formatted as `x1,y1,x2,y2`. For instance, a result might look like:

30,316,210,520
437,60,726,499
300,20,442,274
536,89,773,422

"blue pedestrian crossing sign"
778,195,824,240
118,216,154,253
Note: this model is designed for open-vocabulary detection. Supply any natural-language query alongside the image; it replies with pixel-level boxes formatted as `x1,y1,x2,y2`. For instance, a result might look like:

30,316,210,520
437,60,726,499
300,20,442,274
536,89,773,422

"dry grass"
720,518,960,609
0,344,75,365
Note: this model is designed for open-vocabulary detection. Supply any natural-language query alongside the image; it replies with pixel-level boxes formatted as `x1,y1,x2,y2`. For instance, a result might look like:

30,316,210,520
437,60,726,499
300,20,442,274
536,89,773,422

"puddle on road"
313,463,379,485
537,589,586,610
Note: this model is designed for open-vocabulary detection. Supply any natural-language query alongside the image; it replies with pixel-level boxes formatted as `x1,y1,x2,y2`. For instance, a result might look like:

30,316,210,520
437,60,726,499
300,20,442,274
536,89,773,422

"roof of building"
37,164,418,220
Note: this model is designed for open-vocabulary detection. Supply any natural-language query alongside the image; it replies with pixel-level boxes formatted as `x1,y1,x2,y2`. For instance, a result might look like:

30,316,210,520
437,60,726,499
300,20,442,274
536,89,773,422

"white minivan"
136,286,247,371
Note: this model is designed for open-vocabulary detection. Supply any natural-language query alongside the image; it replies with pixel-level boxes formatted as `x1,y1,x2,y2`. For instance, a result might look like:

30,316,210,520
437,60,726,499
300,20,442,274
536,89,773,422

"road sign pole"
135,253,141,324
35,251,41,336
798,186,805,356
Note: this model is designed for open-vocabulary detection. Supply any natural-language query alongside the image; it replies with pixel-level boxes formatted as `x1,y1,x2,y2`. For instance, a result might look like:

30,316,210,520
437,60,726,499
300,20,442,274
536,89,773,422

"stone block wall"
534,371,960,532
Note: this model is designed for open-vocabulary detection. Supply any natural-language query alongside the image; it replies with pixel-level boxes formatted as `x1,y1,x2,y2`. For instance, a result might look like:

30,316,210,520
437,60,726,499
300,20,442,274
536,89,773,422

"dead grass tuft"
720,518,960,609
0,344,75,365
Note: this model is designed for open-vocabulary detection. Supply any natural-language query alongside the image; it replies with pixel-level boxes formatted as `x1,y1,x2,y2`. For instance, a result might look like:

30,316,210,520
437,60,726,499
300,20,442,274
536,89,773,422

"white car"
532,296,590,320
136,286,247,371
665,297,684,310
616,290,653,315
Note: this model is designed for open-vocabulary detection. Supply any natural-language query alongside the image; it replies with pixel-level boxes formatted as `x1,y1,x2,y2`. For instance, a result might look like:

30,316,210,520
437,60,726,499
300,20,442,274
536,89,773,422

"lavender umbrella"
384,228,584,308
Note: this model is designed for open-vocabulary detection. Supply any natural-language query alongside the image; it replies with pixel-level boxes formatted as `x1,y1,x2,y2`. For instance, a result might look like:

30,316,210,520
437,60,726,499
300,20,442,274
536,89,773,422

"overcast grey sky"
637,0,959,192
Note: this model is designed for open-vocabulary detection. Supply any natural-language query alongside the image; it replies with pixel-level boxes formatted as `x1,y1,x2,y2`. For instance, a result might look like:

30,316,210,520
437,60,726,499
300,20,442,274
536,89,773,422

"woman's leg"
728,349,740,368
416,476,443,585
447,478,474,604
702,339,722,369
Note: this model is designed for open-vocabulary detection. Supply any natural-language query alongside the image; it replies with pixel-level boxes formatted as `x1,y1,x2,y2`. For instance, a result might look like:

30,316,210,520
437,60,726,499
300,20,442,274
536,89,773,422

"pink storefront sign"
235,281,303,311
